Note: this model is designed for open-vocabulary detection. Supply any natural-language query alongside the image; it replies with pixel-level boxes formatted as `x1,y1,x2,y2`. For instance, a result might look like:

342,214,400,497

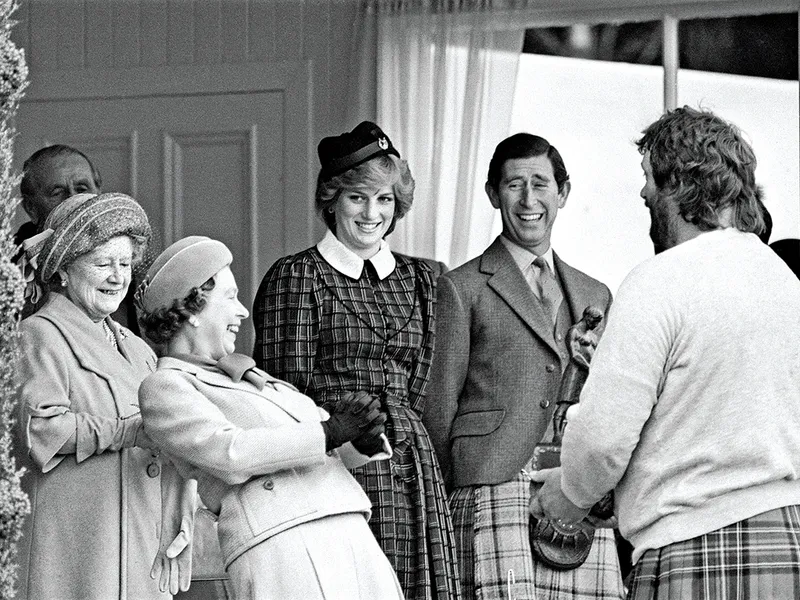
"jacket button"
263,479,274,490
545,364,555,373
540,399,550,408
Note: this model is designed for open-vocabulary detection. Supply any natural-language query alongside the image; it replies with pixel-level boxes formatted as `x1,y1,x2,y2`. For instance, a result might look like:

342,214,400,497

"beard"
648,194,677,254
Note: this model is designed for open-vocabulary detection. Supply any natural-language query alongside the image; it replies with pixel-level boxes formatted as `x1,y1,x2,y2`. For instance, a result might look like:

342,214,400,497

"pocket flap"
450,409,505,438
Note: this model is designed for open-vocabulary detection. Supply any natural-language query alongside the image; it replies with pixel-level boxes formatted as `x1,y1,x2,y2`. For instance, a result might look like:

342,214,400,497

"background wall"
11,0,359,158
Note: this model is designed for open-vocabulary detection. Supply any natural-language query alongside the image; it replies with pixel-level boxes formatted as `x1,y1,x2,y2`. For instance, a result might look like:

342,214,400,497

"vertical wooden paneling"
115,0,141,68
140,0,168,67
221,0,248,63
84,0,115,68
27,1,61,71
247,0,276,61
167,0,195,64
305,1,331,134
194,0,222,64
329,0,358,131
56,1,85,69
274,0,305,61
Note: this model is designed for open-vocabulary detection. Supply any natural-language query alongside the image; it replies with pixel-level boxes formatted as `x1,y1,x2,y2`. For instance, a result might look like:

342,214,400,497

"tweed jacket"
425,236,612,490
16,293,164,600
138,356,385,568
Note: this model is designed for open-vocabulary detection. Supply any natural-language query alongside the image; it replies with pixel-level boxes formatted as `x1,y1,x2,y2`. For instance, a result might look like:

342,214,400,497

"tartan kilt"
449,472,625,600
627,504,800,600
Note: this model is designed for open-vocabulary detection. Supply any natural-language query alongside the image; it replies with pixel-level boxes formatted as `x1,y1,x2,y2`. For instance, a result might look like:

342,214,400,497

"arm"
252,257,319,394
19,319,144,473
560,271,669,508
408,260,436,416
422,275,470,489
139,372,327,485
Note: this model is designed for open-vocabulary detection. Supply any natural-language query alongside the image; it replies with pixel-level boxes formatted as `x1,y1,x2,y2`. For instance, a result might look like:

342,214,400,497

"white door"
15,63,314,354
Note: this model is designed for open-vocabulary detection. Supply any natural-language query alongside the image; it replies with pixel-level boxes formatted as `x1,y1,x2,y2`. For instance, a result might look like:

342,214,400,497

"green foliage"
0,2,28,598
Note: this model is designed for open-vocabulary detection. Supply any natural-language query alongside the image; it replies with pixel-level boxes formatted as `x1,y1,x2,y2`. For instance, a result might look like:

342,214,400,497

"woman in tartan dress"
253,121,460,600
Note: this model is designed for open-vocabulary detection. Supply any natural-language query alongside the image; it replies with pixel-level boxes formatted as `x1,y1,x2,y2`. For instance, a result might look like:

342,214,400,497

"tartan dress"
253,245,461,600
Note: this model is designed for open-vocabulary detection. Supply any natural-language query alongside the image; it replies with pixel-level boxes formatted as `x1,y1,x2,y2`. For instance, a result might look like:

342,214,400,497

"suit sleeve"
252,256,319,394
423,274,470,490
139,371,327,485
19,318,141,473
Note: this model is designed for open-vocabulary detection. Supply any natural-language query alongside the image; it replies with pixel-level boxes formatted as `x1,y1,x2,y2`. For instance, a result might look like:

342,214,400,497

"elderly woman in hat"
16,192,194,600
252,122,461,599
136,235,403,599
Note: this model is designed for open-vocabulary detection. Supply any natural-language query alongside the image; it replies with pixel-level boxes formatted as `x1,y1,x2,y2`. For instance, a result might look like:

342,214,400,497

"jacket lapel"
554,252,591,325
159,356,312,423
482,238,561,356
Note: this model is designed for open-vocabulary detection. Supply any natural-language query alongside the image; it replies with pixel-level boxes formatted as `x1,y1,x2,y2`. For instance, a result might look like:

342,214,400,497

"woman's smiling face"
192,266,249,361
332,185,395,259
59,235,132,322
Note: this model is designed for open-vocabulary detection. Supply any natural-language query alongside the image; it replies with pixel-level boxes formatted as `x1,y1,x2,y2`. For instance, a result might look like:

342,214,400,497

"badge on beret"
378,137,389,150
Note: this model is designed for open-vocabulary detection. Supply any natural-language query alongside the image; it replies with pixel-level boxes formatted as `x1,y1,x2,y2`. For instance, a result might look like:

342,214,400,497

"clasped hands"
321,391,387,454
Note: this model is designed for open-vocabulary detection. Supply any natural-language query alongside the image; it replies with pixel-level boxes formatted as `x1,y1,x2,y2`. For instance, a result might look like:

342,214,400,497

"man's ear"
486,181,500,209
558,181,571,209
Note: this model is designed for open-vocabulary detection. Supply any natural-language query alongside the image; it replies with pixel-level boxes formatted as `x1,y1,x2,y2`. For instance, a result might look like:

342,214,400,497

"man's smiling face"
487,154,569,255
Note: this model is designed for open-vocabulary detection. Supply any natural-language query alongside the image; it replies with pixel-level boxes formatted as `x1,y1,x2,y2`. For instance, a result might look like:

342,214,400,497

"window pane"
677,13,800,243
513,23,663,293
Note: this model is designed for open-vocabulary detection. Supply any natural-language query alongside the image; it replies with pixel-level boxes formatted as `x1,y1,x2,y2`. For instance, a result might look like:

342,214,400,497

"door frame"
20,61,315,263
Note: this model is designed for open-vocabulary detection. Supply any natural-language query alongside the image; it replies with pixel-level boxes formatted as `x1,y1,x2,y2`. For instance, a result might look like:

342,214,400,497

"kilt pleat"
449,473,625,600
627,504,800,600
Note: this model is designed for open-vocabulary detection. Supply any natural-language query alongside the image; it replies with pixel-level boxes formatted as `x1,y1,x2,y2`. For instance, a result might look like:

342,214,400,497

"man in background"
425,133,624,599
15,144,142,332
532,106,800,598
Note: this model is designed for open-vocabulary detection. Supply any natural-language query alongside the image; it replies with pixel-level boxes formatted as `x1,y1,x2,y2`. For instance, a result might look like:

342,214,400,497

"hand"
322,394,386,451
150,515,193,595
352,431,386,456
528,467,590,526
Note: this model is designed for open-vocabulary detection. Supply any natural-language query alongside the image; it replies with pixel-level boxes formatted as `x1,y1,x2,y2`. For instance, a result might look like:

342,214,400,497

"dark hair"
487,133,569,193
636,106,764,235
21,145,102,201
315,154,414,237
139,276,216,345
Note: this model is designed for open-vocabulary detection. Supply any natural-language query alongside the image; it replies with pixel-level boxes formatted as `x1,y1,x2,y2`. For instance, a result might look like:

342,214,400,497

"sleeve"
560,268,672,508
19,319,142,473
336,435,393,470
139,371,327,485
422,274,471,490
252,256,319,394
408,260,436,416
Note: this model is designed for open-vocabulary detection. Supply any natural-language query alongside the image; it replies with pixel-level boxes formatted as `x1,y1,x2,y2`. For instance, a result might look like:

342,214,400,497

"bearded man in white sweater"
530,106,800,598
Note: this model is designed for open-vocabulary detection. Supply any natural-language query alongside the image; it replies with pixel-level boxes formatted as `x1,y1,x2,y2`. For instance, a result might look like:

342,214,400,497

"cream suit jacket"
425,237,612,490
139,356,387,568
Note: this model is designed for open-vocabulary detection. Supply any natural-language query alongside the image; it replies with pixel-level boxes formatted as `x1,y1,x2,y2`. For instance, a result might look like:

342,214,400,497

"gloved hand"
321,392,386,451
352,431,386,456
150,514,193,594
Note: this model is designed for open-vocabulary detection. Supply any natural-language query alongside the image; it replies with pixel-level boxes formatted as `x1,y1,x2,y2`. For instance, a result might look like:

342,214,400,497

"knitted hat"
317,121,400,179
37,192,151,282
136,236,232,314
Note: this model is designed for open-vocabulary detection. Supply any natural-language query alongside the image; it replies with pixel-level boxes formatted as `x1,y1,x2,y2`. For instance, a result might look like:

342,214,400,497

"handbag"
528,306,614,570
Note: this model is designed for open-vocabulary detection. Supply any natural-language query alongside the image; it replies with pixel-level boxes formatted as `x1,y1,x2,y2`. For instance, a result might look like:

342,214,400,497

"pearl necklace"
102,320,118,350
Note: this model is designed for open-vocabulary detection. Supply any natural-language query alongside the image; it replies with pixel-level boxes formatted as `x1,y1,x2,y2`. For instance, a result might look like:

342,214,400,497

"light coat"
425,237,612,490
138,356,381,569
16,293,165,600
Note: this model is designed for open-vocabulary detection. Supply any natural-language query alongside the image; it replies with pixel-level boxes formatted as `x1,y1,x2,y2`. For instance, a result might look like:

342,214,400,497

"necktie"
533,257,563,325
216,353,266,391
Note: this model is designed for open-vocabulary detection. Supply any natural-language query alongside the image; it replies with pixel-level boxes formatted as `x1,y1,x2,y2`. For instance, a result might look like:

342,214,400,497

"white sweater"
561,228,800,563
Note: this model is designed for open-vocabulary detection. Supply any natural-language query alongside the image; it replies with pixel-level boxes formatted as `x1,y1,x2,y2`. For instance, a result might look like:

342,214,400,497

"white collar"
317,229,396,281
498,234,555,272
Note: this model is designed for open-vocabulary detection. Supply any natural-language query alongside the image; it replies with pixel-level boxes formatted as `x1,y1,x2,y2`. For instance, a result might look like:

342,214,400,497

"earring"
61,278,68,287
188,315,200,328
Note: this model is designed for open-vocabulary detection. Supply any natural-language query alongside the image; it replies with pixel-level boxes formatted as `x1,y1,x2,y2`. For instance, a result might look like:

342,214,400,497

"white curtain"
372,5,523,269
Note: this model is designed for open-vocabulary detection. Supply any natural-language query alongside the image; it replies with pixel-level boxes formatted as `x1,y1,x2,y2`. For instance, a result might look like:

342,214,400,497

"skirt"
449,472,625,600
225,513,403,600
627,504,800,600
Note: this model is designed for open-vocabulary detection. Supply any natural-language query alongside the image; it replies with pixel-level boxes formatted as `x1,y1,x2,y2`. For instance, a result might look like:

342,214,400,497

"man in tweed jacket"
425,133,624,599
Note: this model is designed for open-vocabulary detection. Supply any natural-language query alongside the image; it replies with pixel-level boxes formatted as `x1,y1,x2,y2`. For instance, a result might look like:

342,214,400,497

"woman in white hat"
137,235,403,599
